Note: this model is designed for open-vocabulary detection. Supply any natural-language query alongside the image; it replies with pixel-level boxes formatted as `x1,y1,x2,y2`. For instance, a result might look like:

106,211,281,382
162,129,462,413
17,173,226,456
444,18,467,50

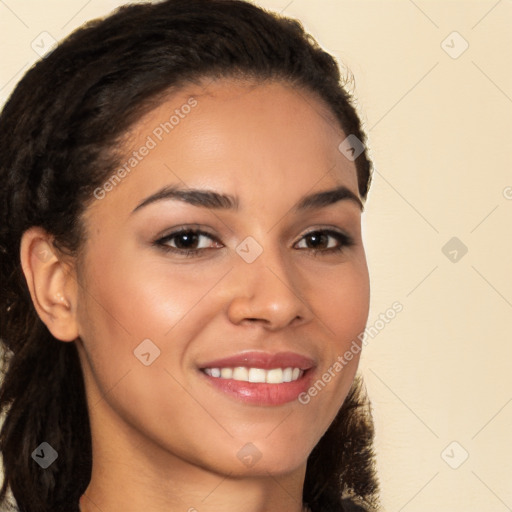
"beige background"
1,1,511,510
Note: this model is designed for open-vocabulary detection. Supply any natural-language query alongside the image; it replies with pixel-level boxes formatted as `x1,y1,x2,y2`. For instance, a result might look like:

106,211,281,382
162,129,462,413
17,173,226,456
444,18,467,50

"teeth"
220,368,233,379
266,368,283,384
232,367,248,381
283,367,293,382
248,368,266,383
203,366,303,384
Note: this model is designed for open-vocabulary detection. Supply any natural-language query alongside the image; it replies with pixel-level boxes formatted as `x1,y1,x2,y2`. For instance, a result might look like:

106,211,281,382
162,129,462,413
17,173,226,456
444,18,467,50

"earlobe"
20,227,79,342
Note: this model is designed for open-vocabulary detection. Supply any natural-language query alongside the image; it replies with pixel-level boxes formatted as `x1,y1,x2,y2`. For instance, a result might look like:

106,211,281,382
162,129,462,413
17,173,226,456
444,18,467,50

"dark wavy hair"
0,1,378,511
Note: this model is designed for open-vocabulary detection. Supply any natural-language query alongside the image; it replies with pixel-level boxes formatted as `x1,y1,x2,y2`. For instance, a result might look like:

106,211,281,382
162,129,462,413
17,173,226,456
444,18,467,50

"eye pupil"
175,232,198,249
307,233,327,248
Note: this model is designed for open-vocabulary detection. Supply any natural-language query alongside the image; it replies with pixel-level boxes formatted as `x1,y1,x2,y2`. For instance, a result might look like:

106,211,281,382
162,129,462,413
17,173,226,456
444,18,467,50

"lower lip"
200,370,314,406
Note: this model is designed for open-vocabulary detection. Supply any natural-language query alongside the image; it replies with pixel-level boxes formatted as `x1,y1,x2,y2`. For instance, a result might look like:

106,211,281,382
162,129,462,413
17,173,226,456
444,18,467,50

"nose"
226,244,312,330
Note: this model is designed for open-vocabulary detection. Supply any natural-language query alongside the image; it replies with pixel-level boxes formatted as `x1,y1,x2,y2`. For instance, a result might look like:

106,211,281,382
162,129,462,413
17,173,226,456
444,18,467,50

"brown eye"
155,229,223,257
294,230,354,254
170,231,201,249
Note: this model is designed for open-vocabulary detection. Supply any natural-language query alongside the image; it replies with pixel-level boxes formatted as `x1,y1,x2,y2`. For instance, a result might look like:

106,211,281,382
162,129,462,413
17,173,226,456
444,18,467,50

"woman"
0,1,379,511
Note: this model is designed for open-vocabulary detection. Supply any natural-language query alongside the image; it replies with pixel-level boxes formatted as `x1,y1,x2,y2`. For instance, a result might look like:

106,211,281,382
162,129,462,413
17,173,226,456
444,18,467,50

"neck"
80,397,308,512
81,464,308,512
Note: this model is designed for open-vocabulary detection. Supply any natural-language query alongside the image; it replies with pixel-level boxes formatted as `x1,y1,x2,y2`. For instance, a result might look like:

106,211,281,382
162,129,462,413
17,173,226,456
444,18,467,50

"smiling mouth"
198,351,315,405
202,366,304,384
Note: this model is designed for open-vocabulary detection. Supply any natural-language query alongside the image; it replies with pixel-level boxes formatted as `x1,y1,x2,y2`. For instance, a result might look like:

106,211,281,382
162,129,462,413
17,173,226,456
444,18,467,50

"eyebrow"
131,184,364,214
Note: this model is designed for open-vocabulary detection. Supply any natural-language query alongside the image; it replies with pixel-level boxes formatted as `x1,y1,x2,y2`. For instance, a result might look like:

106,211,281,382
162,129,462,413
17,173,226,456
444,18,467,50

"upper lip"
198,351,316,371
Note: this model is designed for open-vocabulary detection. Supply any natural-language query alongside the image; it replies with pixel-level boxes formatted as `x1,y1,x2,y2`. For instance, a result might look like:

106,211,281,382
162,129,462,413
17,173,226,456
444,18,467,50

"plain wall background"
1,1,511,510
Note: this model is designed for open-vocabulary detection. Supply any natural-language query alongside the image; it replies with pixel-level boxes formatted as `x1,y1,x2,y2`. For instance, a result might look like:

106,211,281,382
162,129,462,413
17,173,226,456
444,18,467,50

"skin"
20,79,370,512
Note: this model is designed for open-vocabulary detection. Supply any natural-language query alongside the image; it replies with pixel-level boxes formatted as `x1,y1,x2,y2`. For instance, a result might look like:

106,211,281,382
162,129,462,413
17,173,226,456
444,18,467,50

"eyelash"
153,227,354,258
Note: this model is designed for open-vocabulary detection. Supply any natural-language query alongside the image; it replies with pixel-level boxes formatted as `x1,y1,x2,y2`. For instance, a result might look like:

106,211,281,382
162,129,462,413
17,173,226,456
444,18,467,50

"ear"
20,227,79,342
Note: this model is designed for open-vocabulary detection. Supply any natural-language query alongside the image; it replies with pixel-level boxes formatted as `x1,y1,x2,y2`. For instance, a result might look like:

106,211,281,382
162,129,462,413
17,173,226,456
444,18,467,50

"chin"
229,440,311,477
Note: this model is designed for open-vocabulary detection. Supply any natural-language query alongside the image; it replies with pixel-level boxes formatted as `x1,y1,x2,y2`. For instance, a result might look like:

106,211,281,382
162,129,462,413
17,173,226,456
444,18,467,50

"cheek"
309,254,370,347
81,242,224,333
75,242,232,382
299,256,369,413
75,246,233,445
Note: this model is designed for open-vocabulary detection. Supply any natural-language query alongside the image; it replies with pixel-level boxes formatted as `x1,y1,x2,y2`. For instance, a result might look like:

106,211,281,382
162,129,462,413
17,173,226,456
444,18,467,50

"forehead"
87,79,360,219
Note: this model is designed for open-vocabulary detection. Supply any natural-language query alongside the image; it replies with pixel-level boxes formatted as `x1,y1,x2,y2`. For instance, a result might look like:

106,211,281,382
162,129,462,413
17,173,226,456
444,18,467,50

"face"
74,79,370,478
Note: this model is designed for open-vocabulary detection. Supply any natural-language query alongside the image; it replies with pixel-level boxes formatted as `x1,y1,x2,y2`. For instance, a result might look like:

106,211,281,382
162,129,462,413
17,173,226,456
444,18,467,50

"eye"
154,228,223,257
153,227,354,258
294,229,354,254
